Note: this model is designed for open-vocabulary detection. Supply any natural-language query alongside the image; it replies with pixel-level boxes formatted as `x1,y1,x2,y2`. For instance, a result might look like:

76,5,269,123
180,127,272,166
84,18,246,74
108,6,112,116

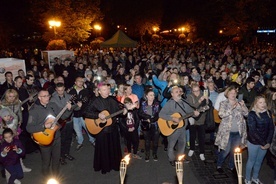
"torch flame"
178,155,185,161
235,147,241,153
123,154,130,165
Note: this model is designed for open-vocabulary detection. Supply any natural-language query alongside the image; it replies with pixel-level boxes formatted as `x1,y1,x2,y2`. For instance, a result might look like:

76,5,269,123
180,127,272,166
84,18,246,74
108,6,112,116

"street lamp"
181,27,185,34
153,27,158,34
49,20,61,39
94,24,102,36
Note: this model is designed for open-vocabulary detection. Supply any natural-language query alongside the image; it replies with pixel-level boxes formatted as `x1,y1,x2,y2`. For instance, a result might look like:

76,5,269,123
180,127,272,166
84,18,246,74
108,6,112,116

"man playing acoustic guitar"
159,86,199,167
83,83,127,174
26,90,72,178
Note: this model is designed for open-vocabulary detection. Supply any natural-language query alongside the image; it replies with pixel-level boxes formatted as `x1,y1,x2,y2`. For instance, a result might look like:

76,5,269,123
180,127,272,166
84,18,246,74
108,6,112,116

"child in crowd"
0,128,25,184
0,108,31,180
120,97,141,159
0,108,19,138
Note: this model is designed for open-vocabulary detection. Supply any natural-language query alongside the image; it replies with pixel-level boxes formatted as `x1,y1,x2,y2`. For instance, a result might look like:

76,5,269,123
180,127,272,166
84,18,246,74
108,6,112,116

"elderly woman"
215,86,248,173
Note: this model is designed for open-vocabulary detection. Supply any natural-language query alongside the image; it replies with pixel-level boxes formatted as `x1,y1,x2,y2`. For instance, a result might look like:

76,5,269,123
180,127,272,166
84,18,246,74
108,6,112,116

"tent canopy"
100,30,138,48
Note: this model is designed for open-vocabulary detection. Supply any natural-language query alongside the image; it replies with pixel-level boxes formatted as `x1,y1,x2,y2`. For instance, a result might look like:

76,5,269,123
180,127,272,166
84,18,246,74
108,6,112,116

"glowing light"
122,154,130,165
219,30,223,34
178,155,185,161
48,20,61,27
94,24,102,31
235,147,241,153
47,178,59,184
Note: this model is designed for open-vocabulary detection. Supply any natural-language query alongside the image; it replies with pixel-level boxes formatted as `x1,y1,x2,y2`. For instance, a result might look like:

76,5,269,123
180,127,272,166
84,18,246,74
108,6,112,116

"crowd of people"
0,40,276,184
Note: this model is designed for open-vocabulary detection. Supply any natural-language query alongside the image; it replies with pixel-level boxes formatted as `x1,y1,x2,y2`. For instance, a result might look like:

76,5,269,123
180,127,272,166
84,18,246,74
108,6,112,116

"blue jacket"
247,110,274,146
152,75,168,107
132,83,144,101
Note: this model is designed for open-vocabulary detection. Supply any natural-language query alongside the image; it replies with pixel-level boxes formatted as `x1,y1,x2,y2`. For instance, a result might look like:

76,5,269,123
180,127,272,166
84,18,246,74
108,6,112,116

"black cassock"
83,96,122,174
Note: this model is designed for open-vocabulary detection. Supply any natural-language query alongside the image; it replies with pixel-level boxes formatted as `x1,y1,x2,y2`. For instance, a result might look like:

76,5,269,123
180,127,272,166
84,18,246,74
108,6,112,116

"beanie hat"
0,108,11,118
85,70,93,76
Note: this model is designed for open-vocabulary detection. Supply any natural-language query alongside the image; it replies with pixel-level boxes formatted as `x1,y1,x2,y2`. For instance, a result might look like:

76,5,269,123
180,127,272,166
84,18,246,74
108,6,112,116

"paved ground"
1,135,275,184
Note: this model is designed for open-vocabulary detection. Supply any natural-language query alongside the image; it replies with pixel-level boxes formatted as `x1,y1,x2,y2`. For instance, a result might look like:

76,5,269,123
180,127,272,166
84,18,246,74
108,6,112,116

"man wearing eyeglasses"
26,89,72,178
159,86,200,166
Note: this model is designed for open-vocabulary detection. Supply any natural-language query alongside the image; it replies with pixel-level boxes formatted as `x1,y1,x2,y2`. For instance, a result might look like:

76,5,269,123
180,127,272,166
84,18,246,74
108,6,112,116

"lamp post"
94,24,102,36
48,20,61,39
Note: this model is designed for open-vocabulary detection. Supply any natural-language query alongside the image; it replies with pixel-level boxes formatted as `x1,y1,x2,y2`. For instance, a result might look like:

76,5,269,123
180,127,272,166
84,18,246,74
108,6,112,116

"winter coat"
215,99,248,150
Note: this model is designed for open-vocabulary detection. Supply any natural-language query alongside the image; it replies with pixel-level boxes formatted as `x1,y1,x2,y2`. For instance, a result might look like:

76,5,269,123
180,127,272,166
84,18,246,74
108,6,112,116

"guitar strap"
175,101,187,115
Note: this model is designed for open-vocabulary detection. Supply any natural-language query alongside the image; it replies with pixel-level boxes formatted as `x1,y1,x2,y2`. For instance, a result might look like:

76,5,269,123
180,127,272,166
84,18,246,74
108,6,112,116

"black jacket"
247,110,274,146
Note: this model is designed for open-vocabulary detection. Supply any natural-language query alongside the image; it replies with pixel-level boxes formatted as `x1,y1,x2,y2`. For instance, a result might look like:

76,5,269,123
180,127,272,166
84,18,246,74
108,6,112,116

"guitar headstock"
199,105,210,112
82,97,88,103
69,94,77,103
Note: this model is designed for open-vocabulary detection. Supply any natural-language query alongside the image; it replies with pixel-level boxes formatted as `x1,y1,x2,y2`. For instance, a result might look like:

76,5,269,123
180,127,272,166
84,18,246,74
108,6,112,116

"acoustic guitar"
85,109,125,135
158,105,209,136
32,99,72,146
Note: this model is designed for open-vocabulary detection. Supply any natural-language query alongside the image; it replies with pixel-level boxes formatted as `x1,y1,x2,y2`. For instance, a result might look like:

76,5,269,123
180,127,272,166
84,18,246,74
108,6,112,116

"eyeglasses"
193,90,200,92
39,95,51,98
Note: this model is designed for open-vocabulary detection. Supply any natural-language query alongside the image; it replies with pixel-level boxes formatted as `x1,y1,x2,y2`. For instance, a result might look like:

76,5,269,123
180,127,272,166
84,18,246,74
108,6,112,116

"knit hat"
108,79,116,84
85,70,93,76
0,108,11,118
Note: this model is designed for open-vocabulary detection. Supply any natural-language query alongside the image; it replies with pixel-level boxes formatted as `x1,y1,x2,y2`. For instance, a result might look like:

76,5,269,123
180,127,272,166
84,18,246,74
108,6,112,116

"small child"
121,97,141,159
0,128,25,184
0,108,19,138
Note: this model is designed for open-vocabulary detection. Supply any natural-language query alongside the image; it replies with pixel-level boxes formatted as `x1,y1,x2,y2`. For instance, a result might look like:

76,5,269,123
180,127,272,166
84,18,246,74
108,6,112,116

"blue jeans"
217,132,241,169
186,129,190,143
73,117,95,144
167,126,186,162
245,141,267,180
5,163,23,184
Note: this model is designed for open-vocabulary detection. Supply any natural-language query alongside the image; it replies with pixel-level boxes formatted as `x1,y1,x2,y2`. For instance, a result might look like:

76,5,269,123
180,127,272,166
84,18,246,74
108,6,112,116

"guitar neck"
178,112,194,121
105,109,125,119
53,105,68,124
21,93,38,105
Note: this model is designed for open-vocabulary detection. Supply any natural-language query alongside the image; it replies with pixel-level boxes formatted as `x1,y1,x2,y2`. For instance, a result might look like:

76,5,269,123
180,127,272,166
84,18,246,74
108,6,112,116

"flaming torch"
176,155,185,184
120,154,130,184
234,147,242,184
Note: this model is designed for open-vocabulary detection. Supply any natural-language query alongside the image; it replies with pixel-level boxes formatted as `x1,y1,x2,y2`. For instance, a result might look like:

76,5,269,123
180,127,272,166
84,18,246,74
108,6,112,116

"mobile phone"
9,145,15,150
203,89,208,97
238,94,243,102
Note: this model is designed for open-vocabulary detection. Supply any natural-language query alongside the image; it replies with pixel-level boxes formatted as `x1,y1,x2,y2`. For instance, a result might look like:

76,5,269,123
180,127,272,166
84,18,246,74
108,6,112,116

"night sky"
0,0,275,39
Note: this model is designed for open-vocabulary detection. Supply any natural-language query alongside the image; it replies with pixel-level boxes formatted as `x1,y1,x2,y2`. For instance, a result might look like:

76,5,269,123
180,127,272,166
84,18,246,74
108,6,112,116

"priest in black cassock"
83,83,126,174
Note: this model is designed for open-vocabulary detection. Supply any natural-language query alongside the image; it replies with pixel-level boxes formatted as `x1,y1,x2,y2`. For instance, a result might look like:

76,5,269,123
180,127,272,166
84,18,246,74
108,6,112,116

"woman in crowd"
1,89,32,175
215,86,248,173
265,87,276,170
1,89,22,132
186,84,208,161
244,96,274,184
139,89,161,162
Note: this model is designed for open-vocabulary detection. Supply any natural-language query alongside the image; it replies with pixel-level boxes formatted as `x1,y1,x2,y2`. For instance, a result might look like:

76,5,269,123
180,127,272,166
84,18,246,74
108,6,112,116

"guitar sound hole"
99,122,107,128
171,124,178,129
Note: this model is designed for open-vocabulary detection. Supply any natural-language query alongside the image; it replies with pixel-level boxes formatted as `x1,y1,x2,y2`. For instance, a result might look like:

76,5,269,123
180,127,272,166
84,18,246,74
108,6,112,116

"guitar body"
158,113,185,136
32,125,59,146
85,110,113,135
213,109,221,123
